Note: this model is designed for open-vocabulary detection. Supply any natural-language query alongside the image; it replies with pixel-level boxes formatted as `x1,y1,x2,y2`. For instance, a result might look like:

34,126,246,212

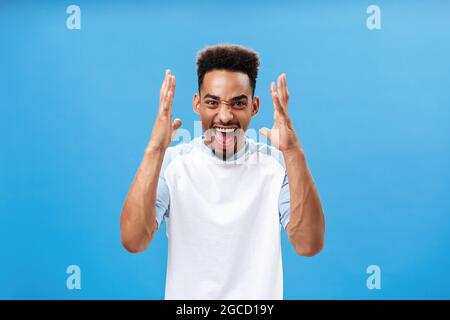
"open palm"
260,73,300,152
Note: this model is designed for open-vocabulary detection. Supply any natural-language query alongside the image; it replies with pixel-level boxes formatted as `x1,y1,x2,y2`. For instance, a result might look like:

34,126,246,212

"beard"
203,127,246,159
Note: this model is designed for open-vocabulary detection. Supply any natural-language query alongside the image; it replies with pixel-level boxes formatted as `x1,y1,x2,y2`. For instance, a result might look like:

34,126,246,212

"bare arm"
120,69,181,253
283,145,325,256
260,73,325,257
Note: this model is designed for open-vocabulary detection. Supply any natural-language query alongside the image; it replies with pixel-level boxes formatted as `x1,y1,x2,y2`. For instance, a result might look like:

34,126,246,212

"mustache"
209,123,241,128
203,128,244,145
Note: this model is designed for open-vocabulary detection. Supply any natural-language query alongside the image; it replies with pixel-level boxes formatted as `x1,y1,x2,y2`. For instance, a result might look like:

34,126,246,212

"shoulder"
161,138,197,174
246,138,286,169
165,139,196,158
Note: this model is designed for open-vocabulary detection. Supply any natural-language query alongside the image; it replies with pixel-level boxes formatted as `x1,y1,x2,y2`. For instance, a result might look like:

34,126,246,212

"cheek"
237,112,252,129
199,109,215,130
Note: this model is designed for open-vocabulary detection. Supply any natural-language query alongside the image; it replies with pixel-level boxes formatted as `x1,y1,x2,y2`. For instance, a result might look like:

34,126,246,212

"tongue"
215,130,234,147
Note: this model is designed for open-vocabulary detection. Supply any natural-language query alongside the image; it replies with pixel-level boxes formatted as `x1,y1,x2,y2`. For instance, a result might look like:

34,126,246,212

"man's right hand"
147,69,182,152
121,69,182,254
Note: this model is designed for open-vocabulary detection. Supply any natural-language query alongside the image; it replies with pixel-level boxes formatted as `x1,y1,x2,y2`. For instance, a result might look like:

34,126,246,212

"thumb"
259,127,271,140
172,118,182,131
171,118,182,142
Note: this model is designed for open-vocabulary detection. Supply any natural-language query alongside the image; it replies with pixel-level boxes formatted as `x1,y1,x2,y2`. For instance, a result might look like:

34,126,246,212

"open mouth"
213,127,238,148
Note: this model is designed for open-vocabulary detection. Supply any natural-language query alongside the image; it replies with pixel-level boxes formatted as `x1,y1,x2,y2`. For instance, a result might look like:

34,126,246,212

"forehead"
202,70,251,98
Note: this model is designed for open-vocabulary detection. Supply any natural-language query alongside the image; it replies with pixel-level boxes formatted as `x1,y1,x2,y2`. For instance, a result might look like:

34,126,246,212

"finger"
160,69,170,99
281,73,289,104
166,75,176,112
164,85,173,111
259,127,271,141
277,74,289,109
160,86,172,115
281,74,289,106
161,76,174,114
165,74,173,98
171,74,176,95
160,70,168,93
277,74,285,104
270,82,285,115
160,75,170,108
172,118,182,131
171,118,182,142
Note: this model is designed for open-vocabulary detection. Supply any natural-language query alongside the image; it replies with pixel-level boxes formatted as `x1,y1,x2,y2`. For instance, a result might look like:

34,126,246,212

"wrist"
145,141,167,156
282,142,304,159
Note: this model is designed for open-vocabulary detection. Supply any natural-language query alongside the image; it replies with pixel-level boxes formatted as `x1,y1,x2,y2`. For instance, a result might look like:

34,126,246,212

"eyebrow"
203,94,248,101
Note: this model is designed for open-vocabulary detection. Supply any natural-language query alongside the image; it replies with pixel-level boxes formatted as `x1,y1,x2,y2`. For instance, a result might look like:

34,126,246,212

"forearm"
283,144,325,256
120,145,166,253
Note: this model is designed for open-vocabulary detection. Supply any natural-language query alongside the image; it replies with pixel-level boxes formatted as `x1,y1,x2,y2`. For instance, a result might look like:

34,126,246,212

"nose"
218,104,234,123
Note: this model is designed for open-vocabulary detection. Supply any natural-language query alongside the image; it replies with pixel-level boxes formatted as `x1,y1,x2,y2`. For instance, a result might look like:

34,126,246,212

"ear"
193,92,201,115
251,96,260,116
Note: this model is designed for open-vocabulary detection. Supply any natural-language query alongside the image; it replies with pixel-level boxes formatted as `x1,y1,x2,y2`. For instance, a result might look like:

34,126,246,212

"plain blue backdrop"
1,0,449,299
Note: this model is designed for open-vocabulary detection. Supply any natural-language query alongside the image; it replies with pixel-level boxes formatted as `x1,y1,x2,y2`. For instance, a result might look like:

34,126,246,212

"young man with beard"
120,44,325,299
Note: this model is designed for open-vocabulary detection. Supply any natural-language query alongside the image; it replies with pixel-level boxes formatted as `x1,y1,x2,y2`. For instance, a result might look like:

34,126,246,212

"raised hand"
259,73,300,153
147,69,182,151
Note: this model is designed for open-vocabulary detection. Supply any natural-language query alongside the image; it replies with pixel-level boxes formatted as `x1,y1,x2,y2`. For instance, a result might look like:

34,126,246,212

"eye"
233,100,247,108
205,100,218,108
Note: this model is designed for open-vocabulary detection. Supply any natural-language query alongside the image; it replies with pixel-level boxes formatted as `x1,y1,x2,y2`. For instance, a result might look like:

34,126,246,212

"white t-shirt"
155,136,291,300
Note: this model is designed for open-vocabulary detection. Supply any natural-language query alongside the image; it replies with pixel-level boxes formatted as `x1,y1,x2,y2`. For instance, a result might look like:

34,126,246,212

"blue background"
1,0,449,299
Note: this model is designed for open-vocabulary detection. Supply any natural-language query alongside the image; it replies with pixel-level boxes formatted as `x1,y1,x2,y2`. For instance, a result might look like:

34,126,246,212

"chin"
212,140,237,156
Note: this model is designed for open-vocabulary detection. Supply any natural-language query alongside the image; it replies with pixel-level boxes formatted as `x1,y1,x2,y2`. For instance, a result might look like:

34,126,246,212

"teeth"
215,128,236,133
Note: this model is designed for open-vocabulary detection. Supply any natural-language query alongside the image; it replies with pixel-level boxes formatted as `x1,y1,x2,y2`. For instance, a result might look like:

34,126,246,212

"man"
120,44,325,300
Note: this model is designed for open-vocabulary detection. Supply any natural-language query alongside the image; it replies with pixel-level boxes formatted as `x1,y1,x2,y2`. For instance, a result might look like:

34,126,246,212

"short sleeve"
154,143,195,229
278,172,290,229
154,147,177,229
155,173,170,228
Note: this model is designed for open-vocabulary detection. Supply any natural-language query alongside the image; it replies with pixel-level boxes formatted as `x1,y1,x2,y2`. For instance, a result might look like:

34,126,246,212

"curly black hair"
196,44,260,97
